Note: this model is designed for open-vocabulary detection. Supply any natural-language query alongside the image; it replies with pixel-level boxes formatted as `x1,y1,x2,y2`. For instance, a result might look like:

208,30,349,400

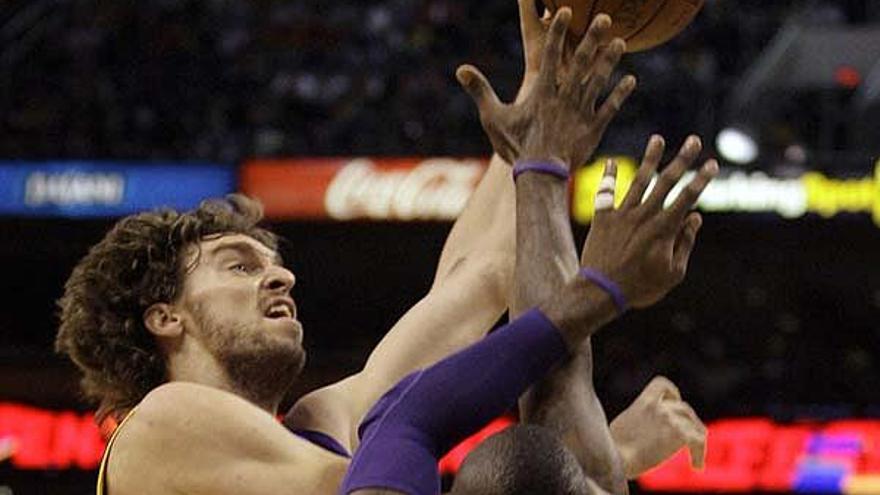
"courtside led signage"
573,158,880,226
8,401,880,495
0,162,235,217
241,158,486,221
243,157,880,226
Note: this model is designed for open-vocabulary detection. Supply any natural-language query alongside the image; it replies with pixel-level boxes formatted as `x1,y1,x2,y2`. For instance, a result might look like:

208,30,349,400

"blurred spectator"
3,0,873,161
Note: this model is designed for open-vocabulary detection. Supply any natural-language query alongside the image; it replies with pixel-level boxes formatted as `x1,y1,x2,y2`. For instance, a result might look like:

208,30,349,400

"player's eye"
230,263,250,273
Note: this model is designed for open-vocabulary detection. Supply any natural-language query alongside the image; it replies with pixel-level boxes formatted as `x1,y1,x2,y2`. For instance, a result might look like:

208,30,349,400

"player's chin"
263,316,304,344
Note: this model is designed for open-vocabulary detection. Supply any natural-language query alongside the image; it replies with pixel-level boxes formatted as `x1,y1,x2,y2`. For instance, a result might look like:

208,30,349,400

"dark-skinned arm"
343,7,718,494
507,6,630,493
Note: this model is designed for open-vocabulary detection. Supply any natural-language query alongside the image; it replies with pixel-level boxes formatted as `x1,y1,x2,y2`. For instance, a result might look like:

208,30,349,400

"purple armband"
579,267,628,314
512,160,569,181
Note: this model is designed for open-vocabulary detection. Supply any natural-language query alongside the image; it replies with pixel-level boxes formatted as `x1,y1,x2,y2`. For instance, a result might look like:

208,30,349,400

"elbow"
477,252,515,307
435,252,514,307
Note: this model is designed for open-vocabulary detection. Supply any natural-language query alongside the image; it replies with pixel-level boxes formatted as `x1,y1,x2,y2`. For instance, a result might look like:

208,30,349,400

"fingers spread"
537,8,571,93
456,64,503,118
644,135,702,212
672,212,703,278
566,14,612,89
667,159,719,224
594,74,636,133
518,0,544,40
622,134,665,208
578,38,626,112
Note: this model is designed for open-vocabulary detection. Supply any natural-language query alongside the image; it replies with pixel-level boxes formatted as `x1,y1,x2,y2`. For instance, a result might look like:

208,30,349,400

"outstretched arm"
287,154,515,455
287,87,518,456
287,0,562,452
508,9,630,493
342,7,717,494
522,132,716,487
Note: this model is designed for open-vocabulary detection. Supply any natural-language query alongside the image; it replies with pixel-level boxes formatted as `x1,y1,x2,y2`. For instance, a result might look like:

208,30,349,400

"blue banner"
0,161,235,217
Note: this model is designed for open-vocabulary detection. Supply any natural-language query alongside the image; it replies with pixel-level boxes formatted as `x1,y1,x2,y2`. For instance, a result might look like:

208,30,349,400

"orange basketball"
547,0,705,52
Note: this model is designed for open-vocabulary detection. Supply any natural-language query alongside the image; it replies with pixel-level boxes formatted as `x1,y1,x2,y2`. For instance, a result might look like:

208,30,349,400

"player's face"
176,233,305,392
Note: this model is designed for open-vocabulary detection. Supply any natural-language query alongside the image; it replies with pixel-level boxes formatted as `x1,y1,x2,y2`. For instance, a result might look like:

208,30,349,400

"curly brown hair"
56,194,279,420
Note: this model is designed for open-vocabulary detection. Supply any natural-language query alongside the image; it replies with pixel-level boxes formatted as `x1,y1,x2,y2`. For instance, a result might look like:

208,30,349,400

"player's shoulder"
107,382,328,494
134,381,279,439
114,382,248,454
140,381,241,415
104,384,219,494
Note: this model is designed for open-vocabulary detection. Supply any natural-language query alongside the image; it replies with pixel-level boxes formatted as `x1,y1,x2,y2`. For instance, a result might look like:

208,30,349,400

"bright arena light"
716,127,759,165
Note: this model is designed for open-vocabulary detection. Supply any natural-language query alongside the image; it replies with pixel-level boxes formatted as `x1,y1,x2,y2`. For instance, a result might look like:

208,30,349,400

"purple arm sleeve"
340,308,568,495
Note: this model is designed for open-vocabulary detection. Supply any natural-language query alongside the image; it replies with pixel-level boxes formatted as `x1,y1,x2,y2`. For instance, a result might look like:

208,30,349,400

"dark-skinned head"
451,425,607,495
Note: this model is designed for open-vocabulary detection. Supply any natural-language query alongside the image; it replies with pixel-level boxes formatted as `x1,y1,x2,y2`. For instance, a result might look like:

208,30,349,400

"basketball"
547,0,705,52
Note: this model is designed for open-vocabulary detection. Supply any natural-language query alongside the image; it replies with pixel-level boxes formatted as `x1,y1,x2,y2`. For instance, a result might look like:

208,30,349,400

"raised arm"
286,68,519,457
506,8,630,493
516,132,714,491
341,8,717,495
287,0,576,452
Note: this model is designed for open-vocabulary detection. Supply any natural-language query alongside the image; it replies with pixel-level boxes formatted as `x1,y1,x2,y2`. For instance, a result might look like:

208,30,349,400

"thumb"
456,64,503,118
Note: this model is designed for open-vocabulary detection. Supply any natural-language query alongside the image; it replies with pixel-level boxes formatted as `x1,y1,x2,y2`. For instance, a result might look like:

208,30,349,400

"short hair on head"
452,424,588,495
55,194,278,421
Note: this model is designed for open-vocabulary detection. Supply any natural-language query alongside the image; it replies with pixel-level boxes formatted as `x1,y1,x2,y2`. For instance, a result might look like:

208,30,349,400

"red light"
835,66,862,89
0,403,105,470
439,416,515,475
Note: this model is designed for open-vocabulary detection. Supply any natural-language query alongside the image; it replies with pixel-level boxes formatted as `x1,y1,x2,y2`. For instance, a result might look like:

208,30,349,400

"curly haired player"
56,4,708,495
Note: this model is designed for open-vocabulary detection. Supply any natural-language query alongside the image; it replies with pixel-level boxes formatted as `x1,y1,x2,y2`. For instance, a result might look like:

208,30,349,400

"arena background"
1,1,880,494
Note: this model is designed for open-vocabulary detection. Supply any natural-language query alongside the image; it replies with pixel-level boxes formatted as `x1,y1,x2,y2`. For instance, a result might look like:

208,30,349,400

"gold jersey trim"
96,408,137,495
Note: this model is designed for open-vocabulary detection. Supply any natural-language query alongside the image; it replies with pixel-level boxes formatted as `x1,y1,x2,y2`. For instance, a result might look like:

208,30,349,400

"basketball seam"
625,0,670,42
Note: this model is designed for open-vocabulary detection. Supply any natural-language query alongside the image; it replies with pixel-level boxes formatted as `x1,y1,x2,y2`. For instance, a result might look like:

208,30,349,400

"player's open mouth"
264,301,295,319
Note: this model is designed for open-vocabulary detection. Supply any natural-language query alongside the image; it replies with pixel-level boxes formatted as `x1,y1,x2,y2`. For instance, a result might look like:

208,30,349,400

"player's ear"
144,303,183,338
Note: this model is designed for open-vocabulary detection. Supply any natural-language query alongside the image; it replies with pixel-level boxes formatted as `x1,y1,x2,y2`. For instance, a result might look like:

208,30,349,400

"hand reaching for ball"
456,8,635,169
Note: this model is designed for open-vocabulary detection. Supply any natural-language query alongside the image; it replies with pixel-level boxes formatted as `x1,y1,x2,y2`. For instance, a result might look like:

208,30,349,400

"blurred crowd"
0,0,872,162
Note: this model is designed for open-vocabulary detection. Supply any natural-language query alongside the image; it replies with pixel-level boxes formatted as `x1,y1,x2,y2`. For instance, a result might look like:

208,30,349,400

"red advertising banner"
0,403,105,470
241,157,488,221
6,399,880,495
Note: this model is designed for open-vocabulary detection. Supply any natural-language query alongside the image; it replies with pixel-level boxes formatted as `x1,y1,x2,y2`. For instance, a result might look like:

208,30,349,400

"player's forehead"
192,233,281,265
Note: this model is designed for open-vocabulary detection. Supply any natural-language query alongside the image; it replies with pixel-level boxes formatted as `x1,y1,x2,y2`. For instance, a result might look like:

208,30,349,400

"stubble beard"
194,305,306,411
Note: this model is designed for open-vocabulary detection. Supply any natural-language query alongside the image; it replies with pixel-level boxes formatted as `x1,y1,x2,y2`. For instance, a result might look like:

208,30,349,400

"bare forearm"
510,173,578,317
433,154,514,290
513,172,627,493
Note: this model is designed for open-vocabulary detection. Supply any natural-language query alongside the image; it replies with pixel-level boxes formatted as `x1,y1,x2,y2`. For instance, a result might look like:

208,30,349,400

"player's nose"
263,265,296,293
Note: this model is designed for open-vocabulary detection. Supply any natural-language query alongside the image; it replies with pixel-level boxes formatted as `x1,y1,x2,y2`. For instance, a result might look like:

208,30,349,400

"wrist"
513,160,570,182
538,275,618,351
578,268,628,314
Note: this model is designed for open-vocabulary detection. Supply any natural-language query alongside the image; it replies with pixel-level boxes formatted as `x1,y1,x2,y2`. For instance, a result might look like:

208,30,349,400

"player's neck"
164,345,282,415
